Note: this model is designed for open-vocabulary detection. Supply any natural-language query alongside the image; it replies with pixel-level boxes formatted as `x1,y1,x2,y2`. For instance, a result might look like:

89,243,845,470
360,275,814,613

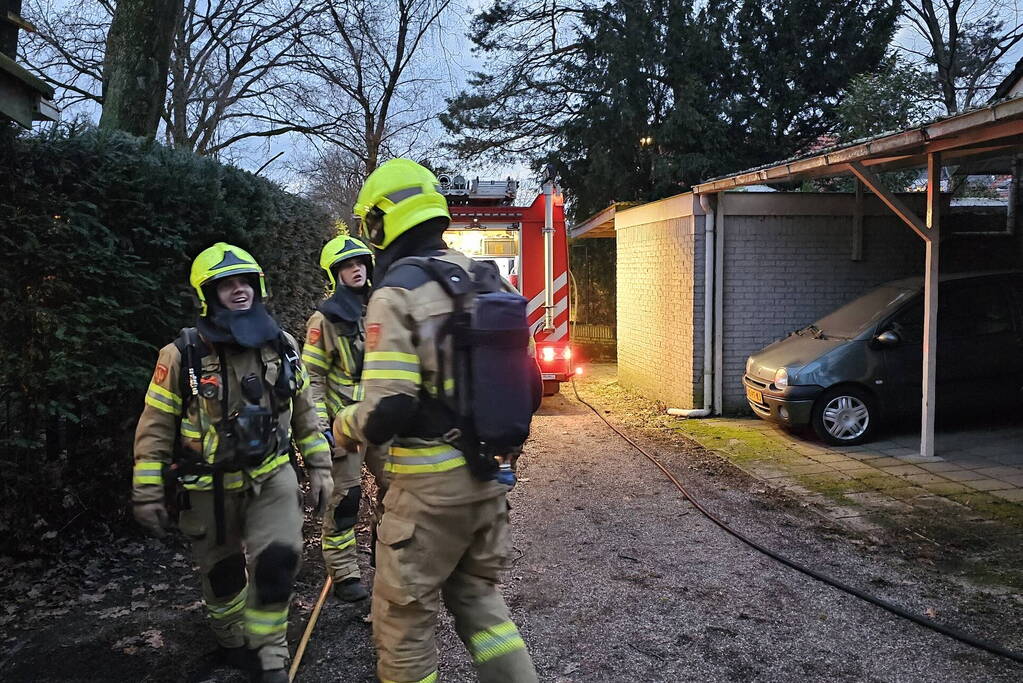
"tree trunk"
99,0,181,139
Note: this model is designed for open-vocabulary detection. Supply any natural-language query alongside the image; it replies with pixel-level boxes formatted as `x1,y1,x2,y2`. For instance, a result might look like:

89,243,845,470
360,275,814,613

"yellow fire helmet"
353,158,451,250
189,242,267,316
320,234,373,294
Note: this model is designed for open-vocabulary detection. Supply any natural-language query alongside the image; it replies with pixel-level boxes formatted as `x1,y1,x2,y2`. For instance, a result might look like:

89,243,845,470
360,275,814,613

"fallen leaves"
111,629,164,655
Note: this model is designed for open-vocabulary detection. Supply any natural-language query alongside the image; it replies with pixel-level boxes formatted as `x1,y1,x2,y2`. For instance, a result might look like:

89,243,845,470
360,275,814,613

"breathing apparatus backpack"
393,257,539,481
170,327,302,542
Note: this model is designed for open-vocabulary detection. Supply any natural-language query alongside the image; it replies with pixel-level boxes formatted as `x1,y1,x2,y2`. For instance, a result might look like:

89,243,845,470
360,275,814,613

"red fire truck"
438,173,576,394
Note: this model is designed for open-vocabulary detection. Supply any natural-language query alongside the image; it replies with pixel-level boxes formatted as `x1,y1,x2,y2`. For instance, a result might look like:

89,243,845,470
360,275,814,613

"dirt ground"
2,371,1022,681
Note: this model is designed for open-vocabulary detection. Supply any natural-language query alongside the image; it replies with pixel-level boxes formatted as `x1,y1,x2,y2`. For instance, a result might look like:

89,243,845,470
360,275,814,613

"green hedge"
0,126,333,549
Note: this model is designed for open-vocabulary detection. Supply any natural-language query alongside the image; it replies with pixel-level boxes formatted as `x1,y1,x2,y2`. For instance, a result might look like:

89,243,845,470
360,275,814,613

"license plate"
541,373,557,380
746,387,763,404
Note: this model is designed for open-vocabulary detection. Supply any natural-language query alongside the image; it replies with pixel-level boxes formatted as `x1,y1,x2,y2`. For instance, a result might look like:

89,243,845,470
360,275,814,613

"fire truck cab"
438,173,576,394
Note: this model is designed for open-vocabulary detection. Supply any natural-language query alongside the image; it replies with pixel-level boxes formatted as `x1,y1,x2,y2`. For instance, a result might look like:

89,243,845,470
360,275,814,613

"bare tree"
165,0,337,157
299,145,366,223
20,0,340,161
902,0,1023,113
19,0,110,109
294,0,454,174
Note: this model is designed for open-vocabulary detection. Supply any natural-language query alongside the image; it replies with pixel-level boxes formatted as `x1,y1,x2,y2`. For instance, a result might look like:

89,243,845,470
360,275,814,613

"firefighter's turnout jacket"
303,307,383,584
132,332,330,670
338,248,538,682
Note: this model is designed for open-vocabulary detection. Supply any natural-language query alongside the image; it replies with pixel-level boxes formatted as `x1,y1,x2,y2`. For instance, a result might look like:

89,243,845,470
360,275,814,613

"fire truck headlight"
563,347,572,360
541,347,556,362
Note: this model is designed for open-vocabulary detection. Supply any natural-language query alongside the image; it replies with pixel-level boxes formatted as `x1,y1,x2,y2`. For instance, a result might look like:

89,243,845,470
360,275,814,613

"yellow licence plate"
746,387,763,404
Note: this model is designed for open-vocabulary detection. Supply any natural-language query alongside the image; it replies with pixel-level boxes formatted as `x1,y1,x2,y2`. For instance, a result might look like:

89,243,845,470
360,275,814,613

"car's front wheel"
811,386,878,446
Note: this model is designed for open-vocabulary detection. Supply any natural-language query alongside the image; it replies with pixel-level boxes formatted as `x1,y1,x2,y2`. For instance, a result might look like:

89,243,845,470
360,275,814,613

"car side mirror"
875,330,900,346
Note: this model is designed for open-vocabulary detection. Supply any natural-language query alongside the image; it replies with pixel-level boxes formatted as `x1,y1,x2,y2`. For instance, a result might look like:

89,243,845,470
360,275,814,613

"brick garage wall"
616,214,698,407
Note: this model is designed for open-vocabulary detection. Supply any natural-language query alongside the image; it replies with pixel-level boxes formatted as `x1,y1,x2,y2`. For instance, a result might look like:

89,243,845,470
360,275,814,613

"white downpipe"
542,181,555,330
669,194,716,418
713,191,724,416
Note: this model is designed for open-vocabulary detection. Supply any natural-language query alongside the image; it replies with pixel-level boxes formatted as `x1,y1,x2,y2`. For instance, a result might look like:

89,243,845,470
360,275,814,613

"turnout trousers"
321,442,388,582
178,465,303,671
372,486,538,683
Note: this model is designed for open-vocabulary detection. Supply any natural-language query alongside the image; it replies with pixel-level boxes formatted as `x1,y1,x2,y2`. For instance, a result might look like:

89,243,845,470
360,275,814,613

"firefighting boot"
333,577,369,602
259,669,289,683
218,645,254,672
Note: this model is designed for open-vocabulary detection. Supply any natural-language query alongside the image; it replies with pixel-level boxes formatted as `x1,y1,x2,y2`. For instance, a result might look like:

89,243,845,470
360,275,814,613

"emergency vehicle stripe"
301,345,330,371
526,273,568,315
246,607,288,636
381,673,437,683
145,383,182,415
298,432,330,458
208,588,247,620
468,621,527,664
385,445,466,474
322,528,356,550
133,460,163,486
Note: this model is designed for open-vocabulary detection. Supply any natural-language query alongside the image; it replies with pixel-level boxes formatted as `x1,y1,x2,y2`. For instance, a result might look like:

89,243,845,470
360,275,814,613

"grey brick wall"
717,212,1022,412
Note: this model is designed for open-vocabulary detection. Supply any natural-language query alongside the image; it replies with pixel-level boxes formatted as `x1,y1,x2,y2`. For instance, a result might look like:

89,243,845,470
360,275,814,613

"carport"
693,97,1023,457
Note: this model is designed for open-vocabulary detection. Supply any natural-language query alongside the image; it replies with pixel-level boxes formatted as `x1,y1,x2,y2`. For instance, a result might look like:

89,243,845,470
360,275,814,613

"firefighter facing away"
302,234,386,602
131,243,333,682
336,158,541,683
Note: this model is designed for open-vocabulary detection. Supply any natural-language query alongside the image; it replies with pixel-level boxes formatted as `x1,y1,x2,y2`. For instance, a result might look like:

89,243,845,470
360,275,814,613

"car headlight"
746,357,754,375
774,367,789,389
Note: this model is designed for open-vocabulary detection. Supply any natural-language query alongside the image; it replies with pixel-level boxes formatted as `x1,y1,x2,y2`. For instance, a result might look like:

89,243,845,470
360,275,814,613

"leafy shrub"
0,125,333,549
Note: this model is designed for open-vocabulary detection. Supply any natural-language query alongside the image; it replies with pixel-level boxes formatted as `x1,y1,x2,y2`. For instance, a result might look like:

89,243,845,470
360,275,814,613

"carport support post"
849,159,940,457
921,153,941,458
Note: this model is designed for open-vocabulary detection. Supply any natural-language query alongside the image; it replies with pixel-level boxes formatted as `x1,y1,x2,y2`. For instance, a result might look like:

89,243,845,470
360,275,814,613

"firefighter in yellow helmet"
131,243,333,682
302,234,386,602
336,159,539,683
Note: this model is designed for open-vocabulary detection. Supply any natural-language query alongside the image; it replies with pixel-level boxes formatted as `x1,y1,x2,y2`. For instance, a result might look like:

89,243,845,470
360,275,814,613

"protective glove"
323,428,336,450
133,502,169,538
308,467,334,516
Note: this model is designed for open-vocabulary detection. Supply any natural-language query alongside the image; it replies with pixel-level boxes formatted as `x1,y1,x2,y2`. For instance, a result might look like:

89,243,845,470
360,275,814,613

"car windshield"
812,285,917,339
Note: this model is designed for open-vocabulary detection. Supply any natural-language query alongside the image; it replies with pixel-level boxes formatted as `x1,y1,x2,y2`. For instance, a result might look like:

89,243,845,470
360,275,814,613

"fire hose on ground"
570,376,1023,666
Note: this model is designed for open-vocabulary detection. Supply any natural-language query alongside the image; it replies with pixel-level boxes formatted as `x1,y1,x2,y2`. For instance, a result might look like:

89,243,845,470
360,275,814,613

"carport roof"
693,95,1023,195
570,202,637,239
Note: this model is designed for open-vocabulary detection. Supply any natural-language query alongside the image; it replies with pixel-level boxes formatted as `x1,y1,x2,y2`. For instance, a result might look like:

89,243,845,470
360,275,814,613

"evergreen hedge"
0,126,333,549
